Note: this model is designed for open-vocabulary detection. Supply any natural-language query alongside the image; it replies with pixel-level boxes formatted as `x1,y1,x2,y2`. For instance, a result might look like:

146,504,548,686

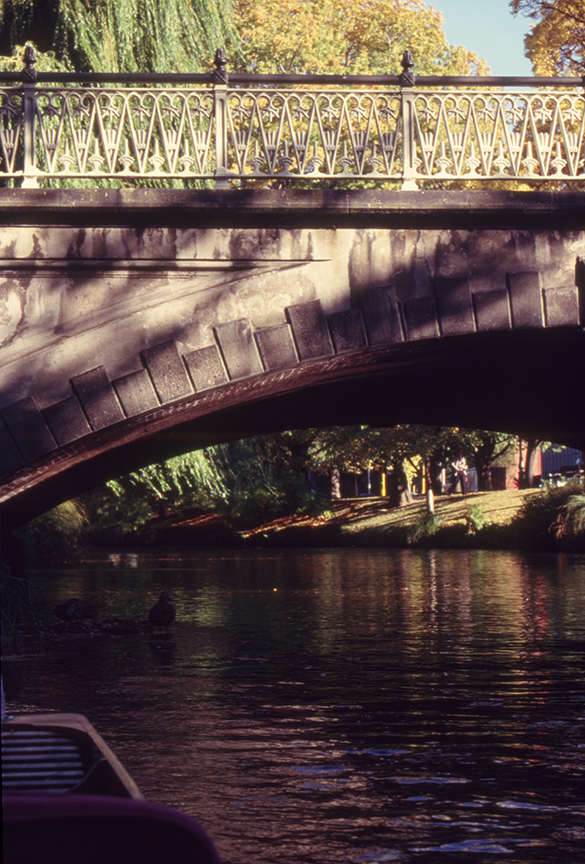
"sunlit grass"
240,488,535,545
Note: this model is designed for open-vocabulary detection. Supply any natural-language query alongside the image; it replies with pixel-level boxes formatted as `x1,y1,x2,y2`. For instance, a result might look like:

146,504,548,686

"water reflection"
5,548,585,864
148,632,177,666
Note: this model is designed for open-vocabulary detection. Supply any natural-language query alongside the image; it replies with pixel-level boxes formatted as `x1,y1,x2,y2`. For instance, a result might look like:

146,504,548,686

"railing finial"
213,48,229,85
400,50,415,87
22,45,38,84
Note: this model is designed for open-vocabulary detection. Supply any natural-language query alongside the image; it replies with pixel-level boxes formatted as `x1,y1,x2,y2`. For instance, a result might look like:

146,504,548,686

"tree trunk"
522,439,540,488
388,459,413,508
429,456,443,495
330,467,341,499
425,460,435,514
517,437,525,489
474,451,492,491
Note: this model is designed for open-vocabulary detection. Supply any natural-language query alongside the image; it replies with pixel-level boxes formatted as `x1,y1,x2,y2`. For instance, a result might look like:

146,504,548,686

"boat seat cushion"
3,793,222,864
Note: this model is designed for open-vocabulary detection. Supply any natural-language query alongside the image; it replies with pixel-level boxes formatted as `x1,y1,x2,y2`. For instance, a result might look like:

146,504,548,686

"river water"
4,547,585,864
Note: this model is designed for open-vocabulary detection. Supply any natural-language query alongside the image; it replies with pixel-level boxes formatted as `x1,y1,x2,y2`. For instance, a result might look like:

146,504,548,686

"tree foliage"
74,435,326,542
304,424,518,495
514,475,585,549
0,0,236,72
510,0,585,74
230,0,489,76
210,434,324,523
305,425,442,472
80,449,228,541
455,430,515,491
305,424,455,508
10,499,89,564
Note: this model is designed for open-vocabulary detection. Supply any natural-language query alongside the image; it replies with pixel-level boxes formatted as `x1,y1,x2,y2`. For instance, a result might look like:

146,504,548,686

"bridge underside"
1,190,584,529
2,327,584,531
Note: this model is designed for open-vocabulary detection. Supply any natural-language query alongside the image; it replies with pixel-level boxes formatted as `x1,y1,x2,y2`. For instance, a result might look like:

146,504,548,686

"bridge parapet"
1,49,584,188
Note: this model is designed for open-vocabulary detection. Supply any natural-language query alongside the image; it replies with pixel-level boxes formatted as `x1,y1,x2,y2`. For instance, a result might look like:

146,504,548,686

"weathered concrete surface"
0,188,583,229
1,189,584,528
1,216,583,410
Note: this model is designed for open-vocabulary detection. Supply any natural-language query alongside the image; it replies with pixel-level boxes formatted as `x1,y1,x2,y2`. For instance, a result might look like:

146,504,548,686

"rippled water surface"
5,548,585,863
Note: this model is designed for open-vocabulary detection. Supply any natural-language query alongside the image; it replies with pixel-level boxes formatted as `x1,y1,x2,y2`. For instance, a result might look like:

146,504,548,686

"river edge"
116,488,583,553
4,491,583,654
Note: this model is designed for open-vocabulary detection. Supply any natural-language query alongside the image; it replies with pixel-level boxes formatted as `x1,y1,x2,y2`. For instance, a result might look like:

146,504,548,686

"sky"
430,0,534,76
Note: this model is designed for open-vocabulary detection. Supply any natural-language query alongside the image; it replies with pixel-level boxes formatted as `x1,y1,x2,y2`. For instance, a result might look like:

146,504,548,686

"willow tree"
0,0,236,72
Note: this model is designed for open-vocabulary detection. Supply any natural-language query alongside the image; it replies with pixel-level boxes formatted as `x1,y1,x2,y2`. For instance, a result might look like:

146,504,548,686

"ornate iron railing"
1,48,584,188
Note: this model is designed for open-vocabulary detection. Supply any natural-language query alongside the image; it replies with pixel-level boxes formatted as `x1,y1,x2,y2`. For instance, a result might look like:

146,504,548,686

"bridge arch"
1,190,584,529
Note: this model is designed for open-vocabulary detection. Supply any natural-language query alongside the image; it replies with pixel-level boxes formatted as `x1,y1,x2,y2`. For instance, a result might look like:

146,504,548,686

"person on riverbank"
450,451,468,495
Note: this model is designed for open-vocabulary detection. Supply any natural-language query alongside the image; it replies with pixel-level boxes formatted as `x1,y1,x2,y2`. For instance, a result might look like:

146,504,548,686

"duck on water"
47,593,176,635
148,592,176,632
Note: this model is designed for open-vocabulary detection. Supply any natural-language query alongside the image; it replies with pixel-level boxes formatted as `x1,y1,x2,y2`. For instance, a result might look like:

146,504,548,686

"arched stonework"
1,190,584,526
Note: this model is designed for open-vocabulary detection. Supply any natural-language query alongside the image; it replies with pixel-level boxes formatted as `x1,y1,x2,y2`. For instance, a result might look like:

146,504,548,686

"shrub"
465,504,488,533
513,477,585,550
407,513,445,545
552,490,585,550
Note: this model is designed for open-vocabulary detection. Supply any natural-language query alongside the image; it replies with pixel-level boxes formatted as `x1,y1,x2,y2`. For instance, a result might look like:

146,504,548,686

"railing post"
400,50,418,191
21,45,39,188
213,48,231,190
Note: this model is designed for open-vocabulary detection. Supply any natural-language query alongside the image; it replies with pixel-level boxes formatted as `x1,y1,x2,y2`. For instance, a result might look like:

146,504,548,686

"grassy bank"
139,488,548,549
11,481,585,565
239,489,534,548
140,482,585,552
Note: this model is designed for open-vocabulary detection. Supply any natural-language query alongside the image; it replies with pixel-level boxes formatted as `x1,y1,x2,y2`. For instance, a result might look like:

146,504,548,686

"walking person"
450,451,468,495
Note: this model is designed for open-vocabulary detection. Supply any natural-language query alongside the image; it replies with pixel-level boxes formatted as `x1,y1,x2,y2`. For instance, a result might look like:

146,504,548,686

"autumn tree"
304,424,457,511
454,430,516,491
510,0,585,74
230,0,488,76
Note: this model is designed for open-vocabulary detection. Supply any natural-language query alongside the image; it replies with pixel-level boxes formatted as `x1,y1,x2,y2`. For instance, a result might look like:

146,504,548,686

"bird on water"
148,592,176,631
54,598,85,621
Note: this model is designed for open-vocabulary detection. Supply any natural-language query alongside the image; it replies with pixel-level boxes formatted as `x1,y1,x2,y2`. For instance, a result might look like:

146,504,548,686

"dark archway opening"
1,327,584,533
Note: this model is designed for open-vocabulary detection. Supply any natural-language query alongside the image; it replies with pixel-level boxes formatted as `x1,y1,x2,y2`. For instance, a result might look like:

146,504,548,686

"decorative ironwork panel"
224,89,403,179
28,87,215,179
411,90,585,180
0,89,24,175
0,79,583,186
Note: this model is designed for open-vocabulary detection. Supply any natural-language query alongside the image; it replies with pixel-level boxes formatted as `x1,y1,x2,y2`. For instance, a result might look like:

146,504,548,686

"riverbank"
141,488,544,549
10,481,585,572
246,488,534,547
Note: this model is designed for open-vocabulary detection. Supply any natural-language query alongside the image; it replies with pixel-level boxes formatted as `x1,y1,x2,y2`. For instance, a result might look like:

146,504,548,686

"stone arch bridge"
1,188,584,529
